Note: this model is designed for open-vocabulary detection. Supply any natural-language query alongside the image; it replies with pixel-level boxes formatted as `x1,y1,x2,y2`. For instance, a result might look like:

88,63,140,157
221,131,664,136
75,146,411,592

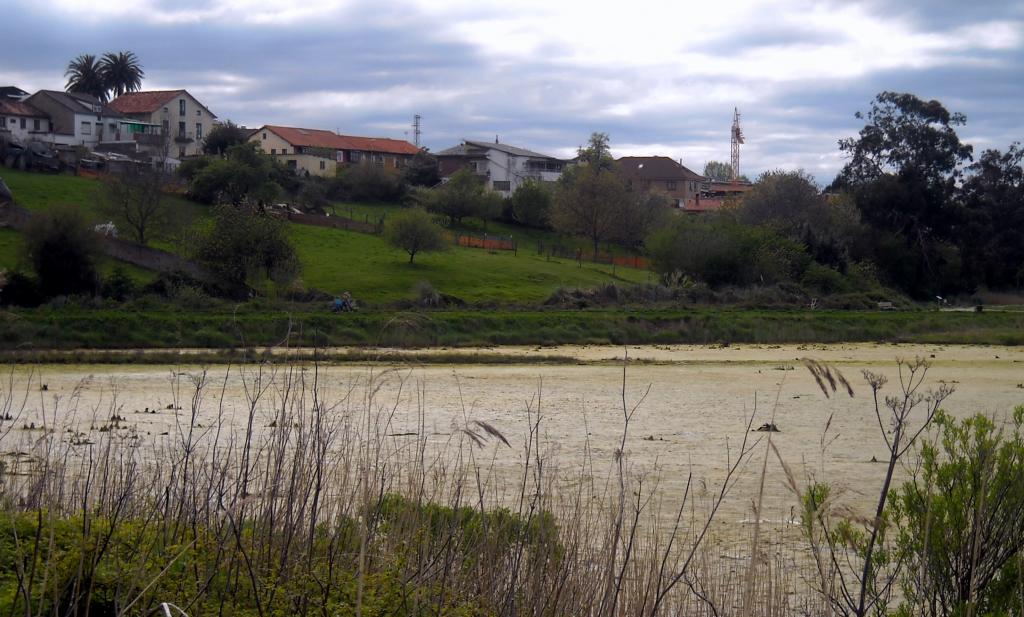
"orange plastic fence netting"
456,235,515,250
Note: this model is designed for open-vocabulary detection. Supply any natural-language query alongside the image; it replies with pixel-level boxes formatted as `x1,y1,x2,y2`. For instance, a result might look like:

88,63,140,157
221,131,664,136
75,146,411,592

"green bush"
647,215,810,287
893,407,1024,616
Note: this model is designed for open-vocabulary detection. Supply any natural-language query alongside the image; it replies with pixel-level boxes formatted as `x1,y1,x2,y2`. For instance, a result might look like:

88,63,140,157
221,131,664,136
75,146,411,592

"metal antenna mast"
730,107,744,182
412,114,422,147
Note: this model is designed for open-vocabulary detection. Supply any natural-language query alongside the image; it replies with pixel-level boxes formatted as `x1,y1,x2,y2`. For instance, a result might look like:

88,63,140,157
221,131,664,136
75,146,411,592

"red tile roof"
262,125,419,155
109,90,184,114
0,100,47,118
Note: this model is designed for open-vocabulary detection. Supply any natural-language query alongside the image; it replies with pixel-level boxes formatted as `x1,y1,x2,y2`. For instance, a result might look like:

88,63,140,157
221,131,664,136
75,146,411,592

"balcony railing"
174,132,194,144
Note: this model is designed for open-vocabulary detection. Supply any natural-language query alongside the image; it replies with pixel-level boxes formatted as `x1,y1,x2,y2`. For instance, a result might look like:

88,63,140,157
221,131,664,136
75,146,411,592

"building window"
163,119,169,133
179,148,186,158
179,100,186,116
666,181,677,190
33,119,40,130
262,132,267,140
351,151,362,163
178,121,186,138
270,148,276,155
196,109,201,116
19,118,26,129
493,180,511,191
196,123,203,139
319,160,326,170
81,121,91,135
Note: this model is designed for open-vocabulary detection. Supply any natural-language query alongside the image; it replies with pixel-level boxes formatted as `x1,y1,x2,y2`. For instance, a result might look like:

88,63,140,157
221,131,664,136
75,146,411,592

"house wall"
0,114,50,143
484,151,563,196
249,130,336,177
276,153,337,177
340,150,411,169
251,129,296,157
133,93,215,158
23,93,73,137
629,177,701,208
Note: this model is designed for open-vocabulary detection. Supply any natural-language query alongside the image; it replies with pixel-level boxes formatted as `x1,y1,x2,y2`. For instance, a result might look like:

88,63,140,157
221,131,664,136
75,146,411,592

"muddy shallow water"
3,343,1023,537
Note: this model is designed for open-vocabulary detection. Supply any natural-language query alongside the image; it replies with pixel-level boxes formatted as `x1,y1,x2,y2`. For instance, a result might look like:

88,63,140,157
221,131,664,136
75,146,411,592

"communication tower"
730,107,744,182
412,114,422,147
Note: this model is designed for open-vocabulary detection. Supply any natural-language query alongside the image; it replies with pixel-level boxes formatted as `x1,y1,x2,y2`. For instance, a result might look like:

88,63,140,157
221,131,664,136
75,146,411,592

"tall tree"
99,163,167,245
958,144,1024,289
384,208,447,264
99,51,144,99
65,54,107,101
202,120,249,155
577,132,614,171
551,163,629,253
835,92,973,296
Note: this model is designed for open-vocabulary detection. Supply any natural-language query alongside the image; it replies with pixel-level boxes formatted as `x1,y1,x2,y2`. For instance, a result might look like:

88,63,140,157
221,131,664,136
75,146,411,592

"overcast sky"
2,0,1021,182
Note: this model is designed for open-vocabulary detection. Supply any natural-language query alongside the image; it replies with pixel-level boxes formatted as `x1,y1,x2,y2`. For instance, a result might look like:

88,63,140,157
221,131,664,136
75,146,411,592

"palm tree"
65,54,107,101
99,51,145,99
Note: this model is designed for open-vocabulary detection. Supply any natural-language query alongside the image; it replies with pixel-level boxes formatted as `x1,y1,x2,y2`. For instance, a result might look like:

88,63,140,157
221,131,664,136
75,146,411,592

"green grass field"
1,169,649,305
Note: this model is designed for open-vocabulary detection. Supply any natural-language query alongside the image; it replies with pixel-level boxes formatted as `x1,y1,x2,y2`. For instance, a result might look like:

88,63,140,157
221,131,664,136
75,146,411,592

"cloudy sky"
2,0,1021,182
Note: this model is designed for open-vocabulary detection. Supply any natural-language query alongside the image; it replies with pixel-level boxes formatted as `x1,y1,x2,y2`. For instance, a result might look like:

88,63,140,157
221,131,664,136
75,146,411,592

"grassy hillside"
1,169,648,305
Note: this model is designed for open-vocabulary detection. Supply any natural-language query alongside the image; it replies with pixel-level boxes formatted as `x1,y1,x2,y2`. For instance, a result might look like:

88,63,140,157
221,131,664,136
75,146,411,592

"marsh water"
4,343,1023,541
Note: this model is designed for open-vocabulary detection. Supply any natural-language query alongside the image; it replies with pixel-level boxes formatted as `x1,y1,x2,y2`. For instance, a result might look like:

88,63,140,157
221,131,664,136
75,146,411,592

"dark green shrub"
23,204,99,298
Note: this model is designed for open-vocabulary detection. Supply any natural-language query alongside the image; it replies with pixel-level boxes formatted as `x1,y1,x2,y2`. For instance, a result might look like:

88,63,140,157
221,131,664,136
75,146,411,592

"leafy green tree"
23,205,99,298
958,144,1024,290
835,92,974,297
188,143,282,207
893,408,1024,616
65,54,107,101
423,169,493,225
193,206,299,292
551,164,629,253
615,189,670,248
647,214,809,286
384,208,447,263
202,121,250,156
99,51,144,98
338,162,407,202
703,160,748,182
576,132,614,171
508,179,552,229
403,150,441,187
739,170,862,270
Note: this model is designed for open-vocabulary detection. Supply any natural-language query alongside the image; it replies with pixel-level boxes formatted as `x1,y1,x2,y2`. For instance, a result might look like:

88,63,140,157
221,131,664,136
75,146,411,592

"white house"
436,139,567,196
0,99,51,144
23,90,123,148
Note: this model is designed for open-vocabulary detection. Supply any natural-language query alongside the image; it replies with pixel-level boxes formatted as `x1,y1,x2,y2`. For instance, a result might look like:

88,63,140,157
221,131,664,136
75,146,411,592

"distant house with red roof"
616,156,705,209
249,125,420,177
109,90,217,158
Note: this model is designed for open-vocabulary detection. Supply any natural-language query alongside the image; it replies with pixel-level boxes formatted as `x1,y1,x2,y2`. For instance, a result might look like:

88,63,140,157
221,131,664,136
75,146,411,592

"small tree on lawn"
384,208,446,264
99,162,167,245
194,206,299,294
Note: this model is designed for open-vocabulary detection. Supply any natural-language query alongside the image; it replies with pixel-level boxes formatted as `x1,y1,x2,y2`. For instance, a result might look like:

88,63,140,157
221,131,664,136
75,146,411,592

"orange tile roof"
109,90,184,114
262,125,419,155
